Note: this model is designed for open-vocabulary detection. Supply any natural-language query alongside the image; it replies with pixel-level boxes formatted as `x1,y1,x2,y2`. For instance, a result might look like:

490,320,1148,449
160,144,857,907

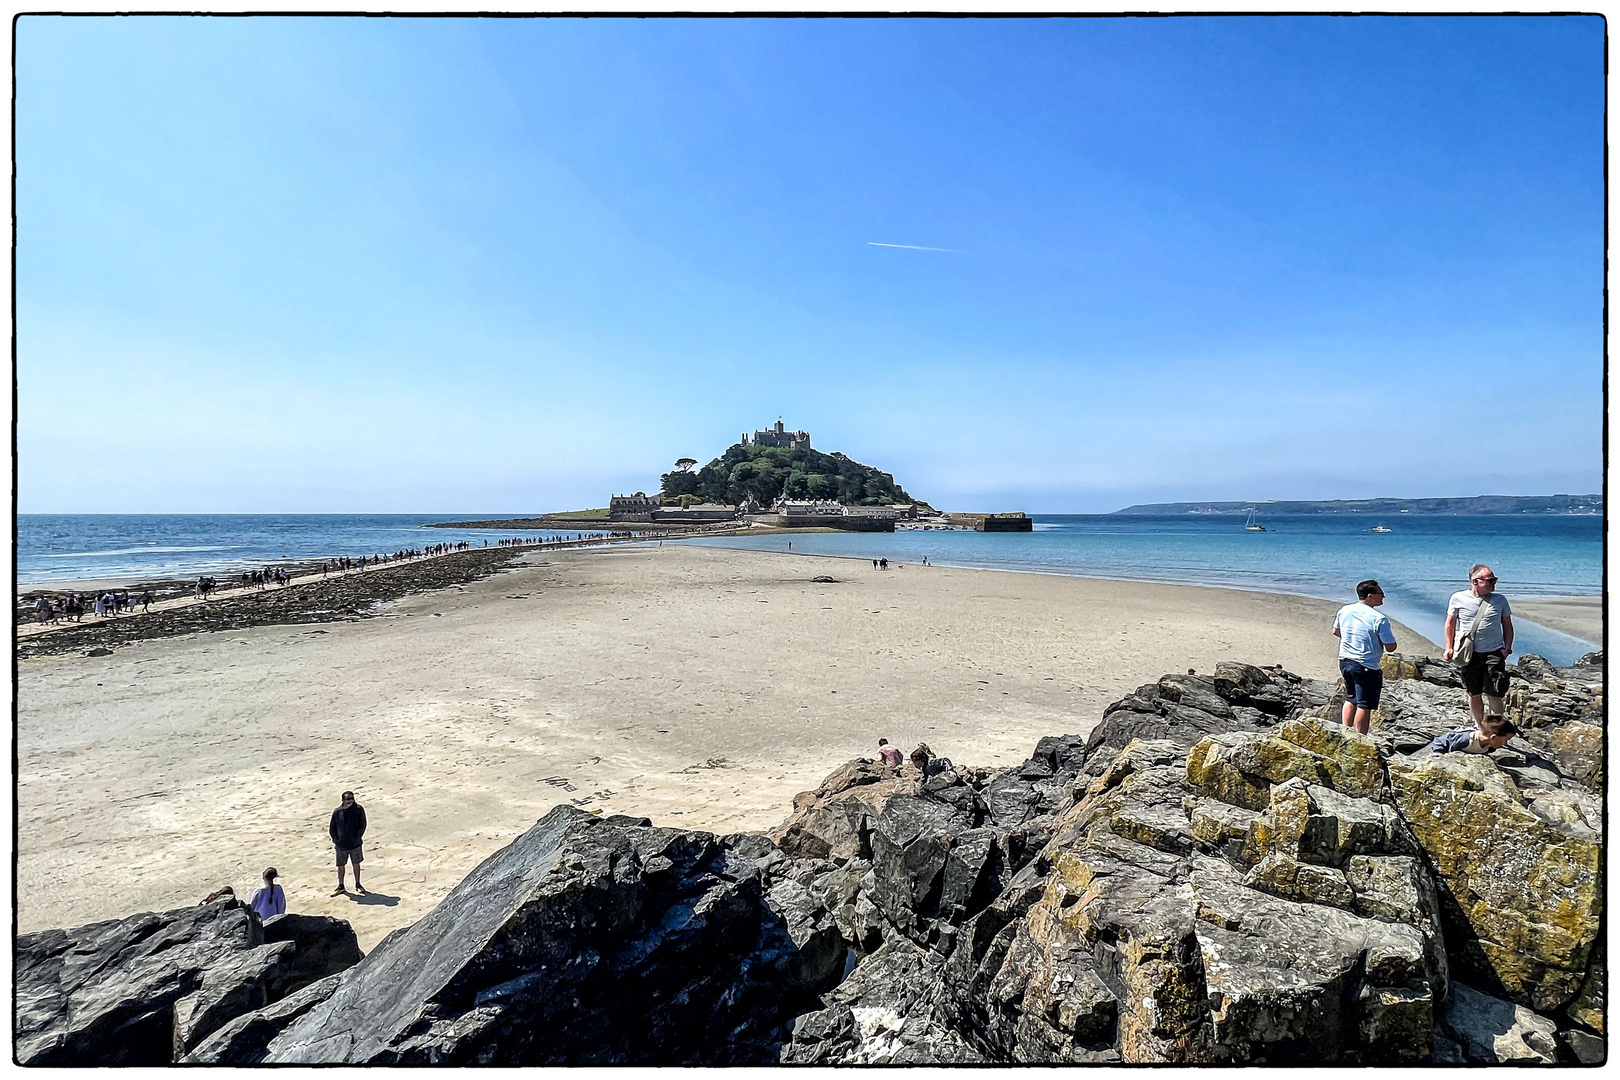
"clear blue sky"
18,16,1604,513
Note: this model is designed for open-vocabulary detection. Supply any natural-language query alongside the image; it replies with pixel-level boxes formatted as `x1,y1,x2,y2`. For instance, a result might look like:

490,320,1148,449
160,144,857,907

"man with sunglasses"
1444,564,1515,728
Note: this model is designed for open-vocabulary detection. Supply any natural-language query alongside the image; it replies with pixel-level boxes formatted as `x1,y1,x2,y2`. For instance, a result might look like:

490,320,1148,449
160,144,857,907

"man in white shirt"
1332,579,1398,734
1444,564,1515,728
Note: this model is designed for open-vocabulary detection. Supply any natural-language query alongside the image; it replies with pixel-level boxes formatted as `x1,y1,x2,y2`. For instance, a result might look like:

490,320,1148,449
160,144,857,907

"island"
429,420,1030,532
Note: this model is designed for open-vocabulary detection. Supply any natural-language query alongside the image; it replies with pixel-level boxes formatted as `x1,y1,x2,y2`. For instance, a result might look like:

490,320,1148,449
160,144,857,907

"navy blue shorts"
1340,659,1384,709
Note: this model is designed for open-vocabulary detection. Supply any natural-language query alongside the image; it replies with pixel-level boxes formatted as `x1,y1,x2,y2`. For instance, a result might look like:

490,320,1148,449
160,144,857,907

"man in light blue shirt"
1332,579,1398,734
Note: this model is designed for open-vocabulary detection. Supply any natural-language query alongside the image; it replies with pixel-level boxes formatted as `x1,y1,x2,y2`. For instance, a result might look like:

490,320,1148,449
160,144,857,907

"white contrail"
867,241,966,253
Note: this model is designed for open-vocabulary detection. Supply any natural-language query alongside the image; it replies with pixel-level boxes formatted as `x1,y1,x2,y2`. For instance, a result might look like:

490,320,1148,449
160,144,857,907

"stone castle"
741,418,811,450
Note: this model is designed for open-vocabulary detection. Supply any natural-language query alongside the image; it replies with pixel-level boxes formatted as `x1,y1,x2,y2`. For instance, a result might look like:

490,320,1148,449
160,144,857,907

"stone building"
741,419,811,450
777,499,845,517
608,493,661,521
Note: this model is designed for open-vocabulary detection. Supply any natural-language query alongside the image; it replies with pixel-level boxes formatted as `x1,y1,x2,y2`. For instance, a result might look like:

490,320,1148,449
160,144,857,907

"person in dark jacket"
329,790,368,896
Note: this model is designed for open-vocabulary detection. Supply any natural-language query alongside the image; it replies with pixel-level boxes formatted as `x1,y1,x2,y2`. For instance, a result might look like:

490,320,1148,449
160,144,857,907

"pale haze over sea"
16,17,1601,515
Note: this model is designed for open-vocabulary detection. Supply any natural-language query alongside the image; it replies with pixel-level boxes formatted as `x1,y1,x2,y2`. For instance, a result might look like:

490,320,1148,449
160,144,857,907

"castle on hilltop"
741,418,811,450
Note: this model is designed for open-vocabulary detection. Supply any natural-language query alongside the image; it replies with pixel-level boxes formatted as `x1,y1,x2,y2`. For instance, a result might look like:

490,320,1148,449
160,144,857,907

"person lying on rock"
199,885,235,904
330,790,368,896
877,738,903,769
1428,714,1519,754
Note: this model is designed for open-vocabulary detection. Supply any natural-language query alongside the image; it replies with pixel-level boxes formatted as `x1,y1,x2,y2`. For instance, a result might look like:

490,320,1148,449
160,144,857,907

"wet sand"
1512,596,1603,648
16,544,1435,951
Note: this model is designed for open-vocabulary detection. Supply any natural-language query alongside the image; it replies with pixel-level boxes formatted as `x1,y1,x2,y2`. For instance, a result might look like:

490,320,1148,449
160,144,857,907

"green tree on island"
660,442,929,509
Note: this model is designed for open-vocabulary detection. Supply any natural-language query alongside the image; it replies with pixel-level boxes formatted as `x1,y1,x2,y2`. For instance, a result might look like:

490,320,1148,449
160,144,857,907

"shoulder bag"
1454,596,1494,667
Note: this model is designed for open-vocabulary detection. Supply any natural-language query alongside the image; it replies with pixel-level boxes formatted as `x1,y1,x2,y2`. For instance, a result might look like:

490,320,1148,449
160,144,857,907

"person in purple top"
251,867,286,920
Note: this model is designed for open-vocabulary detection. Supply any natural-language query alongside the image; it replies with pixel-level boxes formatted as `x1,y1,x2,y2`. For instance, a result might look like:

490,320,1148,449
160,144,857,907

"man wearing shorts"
329,790,368,896
1444,564,1514,728
1333,579,1398,734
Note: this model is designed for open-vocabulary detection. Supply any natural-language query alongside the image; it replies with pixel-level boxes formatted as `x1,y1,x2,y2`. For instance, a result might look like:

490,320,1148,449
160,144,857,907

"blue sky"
17,16,1604,513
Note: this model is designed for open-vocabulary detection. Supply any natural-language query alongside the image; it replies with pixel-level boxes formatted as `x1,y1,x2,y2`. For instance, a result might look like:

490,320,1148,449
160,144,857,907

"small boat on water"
1243,508,1267,532
1372,524,1392,533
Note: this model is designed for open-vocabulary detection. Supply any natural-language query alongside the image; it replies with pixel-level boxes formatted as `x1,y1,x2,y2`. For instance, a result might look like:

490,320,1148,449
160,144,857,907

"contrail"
867,241,966,253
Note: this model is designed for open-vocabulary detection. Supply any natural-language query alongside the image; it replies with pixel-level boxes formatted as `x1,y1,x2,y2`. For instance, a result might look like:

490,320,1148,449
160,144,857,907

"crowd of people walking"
29,589,154,624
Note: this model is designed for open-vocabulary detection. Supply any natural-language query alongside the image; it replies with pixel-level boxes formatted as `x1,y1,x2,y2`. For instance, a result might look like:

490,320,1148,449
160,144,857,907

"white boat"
1372,524,1392,533
1243,508,1267,532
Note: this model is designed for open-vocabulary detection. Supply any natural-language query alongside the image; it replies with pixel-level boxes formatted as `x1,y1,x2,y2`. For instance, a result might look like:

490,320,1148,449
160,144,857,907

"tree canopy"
659,442,929,509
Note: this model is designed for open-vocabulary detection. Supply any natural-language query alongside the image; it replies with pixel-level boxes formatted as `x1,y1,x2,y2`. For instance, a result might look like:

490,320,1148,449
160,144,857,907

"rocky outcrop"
19,656,1604,1065
262,807,844,1064
1387,753,1601,1012
784,659,1602,1064
15,898,359,1065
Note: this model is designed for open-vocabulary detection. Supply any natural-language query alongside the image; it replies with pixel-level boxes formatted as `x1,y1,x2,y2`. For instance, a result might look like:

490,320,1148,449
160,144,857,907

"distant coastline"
1114,494,1601,516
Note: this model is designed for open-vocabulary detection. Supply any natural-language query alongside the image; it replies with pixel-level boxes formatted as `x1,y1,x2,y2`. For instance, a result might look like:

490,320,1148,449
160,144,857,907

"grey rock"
769,759,917,863
183,973,344,1064
1562,1027,1606,1065
260,912,365,997
867,792,975,942
1440,982,1560,1064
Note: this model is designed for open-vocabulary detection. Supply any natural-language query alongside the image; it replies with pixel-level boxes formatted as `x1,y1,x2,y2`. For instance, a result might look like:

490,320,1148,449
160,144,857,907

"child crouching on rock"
1428,714,1519,754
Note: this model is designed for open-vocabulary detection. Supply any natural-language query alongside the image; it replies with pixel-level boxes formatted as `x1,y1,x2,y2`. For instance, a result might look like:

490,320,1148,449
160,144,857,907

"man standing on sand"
1332,579,1397,734
329,790,368,896
1444,564,1515,728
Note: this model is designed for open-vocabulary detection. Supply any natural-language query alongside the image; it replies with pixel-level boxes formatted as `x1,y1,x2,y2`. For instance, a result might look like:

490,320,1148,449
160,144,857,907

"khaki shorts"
334,844,364,867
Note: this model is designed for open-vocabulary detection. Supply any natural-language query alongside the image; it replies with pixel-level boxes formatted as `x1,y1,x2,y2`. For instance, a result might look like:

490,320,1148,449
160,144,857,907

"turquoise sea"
16,512,1603,665
686,514,1603,666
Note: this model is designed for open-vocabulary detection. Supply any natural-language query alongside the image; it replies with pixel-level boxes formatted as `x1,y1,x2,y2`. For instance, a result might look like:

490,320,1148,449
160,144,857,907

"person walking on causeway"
329,790,368,896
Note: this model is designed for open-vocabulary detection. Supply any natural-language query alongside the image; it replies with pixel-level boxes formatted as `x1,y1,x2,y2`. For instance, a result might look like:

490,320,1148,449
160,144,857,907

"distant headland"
1114,494,1601,516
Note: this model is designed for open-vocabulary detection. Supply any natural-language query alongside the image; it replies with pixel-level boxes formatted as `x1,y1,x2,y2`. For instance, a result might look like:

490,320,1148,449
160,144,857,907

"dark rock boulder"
263,806,842,1064
182,973,344,1064
779,936,985,1063
867,792,976,944
16,898,354,1065
261,913,364,998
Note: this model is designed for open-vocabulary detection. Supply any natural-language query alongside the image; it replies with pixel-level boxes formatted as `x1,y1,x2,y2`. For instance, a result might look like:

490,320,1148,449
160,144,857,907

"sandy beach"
16,544,1437,951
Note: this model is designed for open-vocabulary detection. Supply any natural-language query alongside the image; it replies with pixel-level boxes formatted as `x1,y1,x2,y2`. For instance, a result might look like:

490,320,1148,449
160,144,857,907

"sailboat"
1243,508,1267,532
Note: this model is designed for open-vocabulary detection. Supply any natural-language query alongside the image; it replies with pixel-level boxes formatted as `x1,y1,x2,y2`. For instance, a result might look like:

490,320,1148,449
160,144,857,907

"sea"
16,512,1604,665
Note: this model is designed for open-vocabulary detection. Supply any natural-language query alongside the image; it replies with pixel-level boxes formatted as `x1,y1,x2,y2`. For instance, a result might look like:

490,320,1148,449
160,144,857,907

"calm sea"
686,514,1603,666
16,513,1603,665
